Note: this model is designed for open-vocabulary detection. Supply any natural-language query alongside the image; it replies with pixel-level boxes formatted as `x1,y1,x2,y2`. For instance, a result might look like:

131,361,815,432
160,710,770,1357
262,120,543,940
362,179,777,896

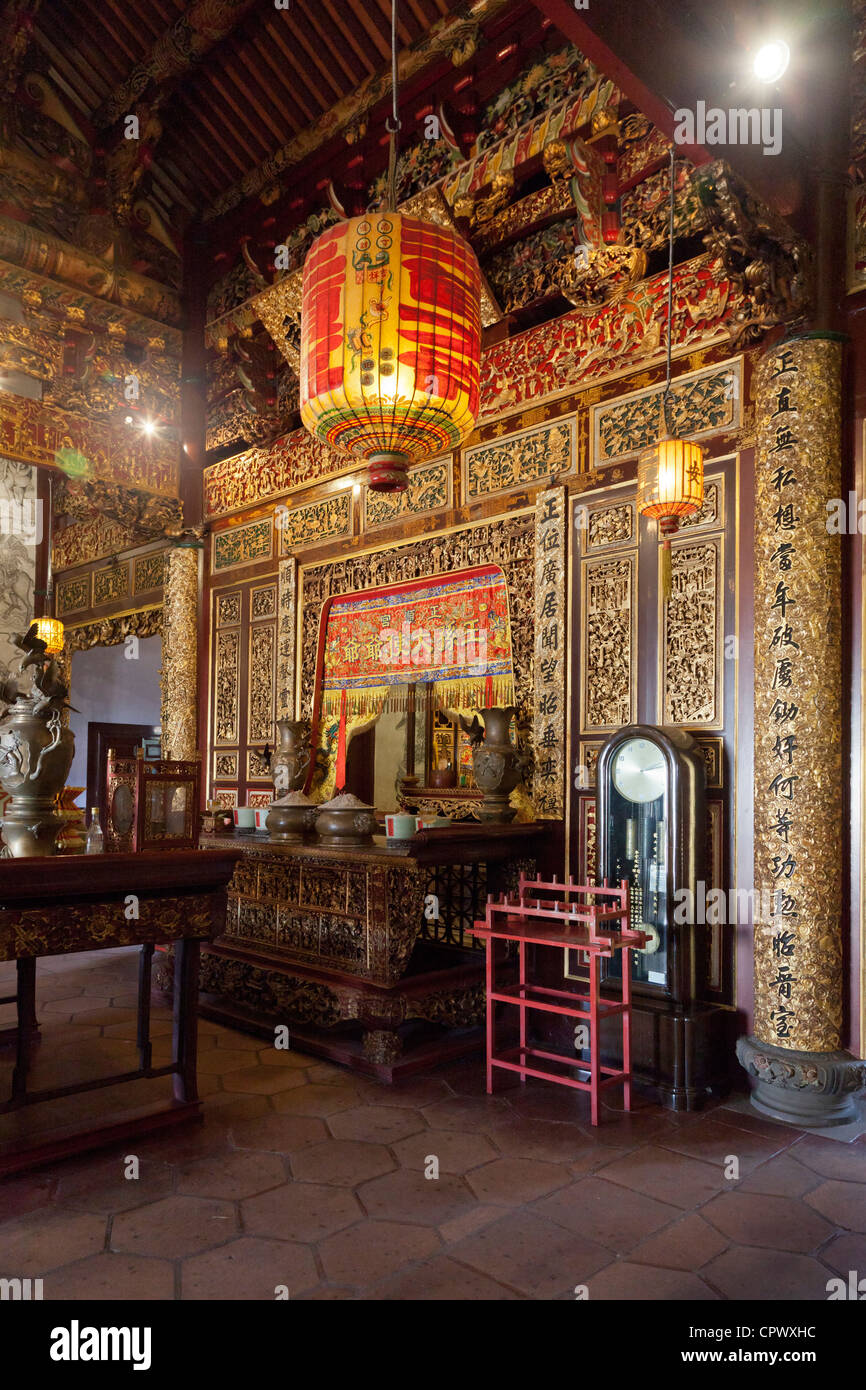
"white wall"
68,636,162,800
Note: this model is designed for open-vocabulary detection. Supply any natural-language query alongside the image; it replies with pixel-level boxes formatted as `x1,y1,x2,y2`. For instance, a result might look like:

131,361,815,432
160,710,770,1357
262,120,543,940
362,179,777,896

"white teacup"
233,807,256,830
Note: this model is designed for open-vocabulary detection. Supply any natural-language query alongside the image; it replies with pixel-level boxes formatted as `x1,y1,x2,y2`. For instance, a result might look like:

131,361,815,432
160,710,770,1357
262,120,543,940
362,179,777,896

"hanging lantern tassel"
659,518,678,603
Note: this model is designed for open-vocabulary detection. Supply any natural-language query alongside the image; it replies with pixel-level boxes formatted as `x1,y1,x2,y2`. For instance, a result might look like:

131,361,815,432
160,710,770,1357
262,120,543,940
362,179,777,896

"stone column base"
736,1035,865,1128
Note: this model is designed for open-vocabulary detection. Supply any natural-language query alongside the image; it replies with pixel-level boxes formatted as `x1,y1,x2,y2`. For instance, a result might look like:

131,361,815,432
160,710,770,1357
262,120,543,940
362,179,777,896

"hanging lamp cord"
385,0,401,210
662,142,676,437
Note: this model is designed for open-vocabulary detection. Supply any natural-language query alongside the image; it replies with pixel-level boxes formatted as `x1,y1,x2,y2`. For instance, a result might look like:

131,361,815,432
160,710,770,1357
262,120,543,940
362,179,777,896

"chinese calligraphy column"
160,543,199,760
737,335,864,1124
533,486,567,818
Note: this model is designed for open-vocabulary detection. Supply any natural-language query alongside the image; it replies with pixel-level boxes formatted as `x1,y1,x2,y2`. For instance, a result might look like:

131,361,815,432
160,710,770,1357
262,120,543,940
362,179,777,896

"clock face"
612,738,666,804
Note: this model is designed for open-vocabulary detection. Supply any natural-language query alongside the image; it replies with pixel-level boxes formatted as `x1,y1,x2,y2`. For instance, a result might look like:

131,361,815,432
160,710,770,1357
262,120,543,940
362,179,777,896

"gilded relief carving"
65,605,161,653
214,628,240,745
57,575,89,616
214,751,238,780
93,562,130,605
583,500,634,552
582,555,634,730
216,592,241,627
278,491,352,552
248,747,271,781
160,546,198,760
251,585,276,620
465,419,574,500
364,458,450,529
663,538,720,727
133,550,166,594
679,478,722,530
592,362,740,465
248,622,275,744
212,517,272,572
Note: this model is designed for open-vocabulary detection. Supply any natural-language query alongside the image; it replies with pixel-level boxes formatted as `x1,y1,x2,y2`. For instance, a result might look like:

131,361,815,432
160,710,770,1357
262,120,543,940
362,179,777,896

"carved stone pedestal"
737,1036,865,1128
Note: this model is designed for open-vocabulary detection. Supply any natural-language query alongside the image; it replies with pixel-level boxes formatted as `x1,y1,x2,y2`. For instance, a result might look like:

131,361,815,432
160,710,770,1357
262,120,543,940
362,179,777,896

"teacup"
233,807,256,831
385,812,416,840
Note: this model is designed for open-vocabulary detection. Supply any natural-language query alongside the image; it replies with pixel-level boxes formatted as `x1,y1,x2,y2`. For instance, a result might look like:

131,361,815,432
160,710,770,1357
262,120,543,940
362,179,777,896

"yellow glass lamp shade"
637,436,704,526
31,616,65,653
300,213,482,493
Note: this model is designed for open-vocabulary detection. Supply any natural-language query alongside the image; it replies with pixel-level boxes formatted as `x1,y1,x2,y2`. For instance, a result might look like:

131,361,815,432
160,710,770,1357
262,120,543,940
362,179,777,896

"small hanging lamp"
32,475,64,653
299,0,482,493
637,145,704,599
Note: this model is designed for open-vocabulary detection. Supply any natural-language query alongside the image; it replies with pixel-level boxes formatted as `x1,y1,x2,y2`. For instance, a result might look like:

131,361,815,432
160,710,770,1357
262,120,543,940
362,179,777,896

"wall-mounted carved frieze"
216,591,241,628
212,517,272,573
160,546,198,760
134,550,166,594
363,458,450,529
64,604,161,653
591,360,740,466
680,477,723,530
214,751,238,781
662,537,721,728
53,513,138,571
278,490,352,553
93,562,129,606
581,499,635,552
57,575,90,617
251,585,276,621
214,627,240,745
464,419,574,501
248,622,275,744
55,476,182,535
581,552,635,731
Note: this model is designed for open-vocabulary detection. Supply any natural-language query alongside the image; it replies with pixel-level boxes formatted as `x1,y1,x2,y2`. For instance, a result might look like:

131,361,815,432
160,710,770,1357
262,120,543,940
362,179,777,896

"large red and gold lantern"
300,212,482,492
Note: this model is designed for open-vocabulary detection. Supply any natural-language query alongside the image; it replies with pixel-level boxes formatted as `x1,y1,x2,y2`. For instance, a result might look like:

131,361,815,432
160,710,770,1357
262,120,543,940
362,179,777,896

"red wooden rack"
469,874,648,1125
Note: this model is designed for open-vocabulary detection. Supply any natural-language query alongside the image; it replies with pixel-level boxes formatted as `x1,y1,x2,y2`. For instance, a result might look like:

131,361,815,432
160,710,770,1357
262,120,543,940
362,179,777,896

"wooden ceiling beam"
31,32,104,110
248,35,308,130
94,0,154,62
371,0,415,46
347,0,397,64
266,29,319,122
223,55,287,145
177,91,254,176
279,10,348,102
165,123,236,200
301,7,365,86
318,0,377,76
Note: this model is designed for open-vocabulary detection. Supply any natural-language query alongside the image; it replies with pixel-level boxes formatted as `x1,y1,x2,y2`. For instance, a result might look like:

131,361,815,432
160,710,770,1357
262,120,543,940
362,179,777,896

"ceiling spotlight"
142,418,156,436
753,39,790,83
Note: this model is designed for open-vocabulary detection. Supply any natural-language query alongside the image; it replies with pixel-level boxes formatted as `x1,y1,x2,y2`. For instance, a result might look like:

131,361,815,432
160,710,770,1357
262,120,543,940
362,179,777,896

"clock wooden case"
597,723,733,1109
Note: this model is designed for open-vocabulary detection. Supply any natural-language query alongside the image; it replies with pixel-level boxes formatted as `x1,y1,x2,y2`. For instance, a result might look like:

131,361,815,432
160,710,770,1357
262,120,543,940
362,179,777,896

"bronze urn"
271,718,312,796
0,626,75,857
315,792,376,846
459,706,531,823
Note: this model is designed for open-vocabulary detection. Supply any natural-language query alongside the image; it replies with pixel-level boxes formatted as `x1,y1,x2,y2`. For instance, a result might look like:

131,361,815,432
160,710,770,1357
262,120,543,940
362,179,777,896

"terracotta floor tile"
485,1116,619,1166
256,1048,314,1069
449,1209,611,1298
0,1171,57,1222
198,1093,271,1124
111,1194,238,1258
712,1103,806,1143
318,1219,440,1285
737,1153,823,1199
629,1211,729,1270
42,1252,175,1301
357,1167,477,1227
197,1047,260,1075
176,1150,287,1200
0,1207,106,1274
595,1145,724,1210
219,1064,307,1096
212,1030,263,1051
466,1156,570,1206
419,1095,513,1133
438,1205,503,1245
102,1019,174,1041
327,1104,427,1145
270,1083,364,1117
229,1112,328,1154
39,996,113,1016
393,1128,498,1176
791,1134,866,1184
181,1236,318,1300
702,1246,835,1300
364,1077,452,1109
575,1109,681,1149
586,1262,719,1301
804,1180,866,1232
538,1176,680,1253
242,1182,361,1242
819,1231,866,1276
54,1155,175,1213
505,1084,595,1126
703,1191,834,1251
291,1139,395,1187
374,1254,522,1300
294,1285,357,1299
659,1117,790,1175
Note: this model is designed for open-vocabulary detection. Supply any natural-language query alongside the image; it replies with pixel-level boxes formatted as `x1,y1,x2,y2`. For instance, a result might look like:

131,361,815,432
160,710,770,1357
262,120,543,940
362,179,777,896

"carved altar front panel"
580,552,636,733
662,534,723,729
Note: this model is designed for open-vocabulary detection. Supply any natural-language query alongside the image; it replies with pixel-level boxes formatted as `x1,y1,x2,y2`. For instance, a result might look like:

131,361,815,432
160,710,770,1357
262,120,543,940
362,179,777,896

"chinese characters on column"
753,337,843,1054
533,487,566,818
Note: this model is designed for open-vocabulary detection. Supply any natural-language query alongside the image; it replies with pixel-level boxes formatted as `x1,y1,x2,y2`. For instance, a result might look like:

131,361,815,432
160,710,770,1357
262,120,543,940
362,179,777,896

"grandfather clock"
597,724,732,1109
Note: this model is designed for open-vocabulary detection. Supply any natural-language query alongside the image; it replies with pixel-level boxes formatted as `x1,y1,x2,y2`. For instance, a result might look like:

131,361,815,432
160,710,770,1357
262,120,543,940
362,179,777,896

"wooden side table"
469,875,647,1125
0,848,241,1175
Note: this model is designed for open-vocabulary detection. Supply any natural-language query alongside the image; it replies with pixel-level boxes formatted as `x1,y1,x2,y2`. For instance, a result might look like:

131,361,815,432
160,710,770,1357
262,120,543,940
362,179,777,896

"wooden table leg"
172,939,199,1104
137,944,154,1072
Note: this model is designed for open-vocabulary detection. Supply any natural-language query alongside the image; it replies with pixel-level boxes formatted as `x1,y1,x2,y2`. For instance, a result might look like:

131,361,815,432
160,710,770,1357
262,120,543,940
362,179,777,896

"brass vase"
0,700,75,856
461,706,531,823
271,718,312,795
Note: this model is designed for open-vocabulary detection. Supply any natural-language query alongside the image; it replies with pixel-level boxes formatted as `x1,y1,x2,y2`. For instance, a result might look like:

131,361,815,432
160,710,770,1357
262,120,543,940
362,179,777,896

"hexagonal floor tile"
229,1112,328,1154
792,1135,866,1184
327,1105,426,1145
702,1245,835,1300
536,1177,680,1253
805,1180,866,1233
586,1262,718,1300
703,1191,835,1250
242,1182,362,1243
357,1167,478,1227
628,1212,729,1271
318,1219,439,1285
55,1155,174,1214
448,1208,611,1298
41,1252,174,1301
270,1084,364,1117
393,1128,498,1176
291,1139,395,1187
466,1155,572,1206
197,1048,260,1075
220,1064,307,1095
176,1150,287,1200
181,1236,318,1300
0,1208,106,1274
257,1049,314,1069
374,1254,521,1300
111,1195,238,1258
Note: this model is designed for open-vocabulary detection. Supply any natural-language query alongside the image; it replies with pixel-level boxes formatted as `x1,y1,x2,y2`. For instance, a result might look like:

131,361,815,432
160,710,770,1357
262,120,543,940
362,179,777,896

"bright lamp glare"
142,419,156,436
753,40,790,83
